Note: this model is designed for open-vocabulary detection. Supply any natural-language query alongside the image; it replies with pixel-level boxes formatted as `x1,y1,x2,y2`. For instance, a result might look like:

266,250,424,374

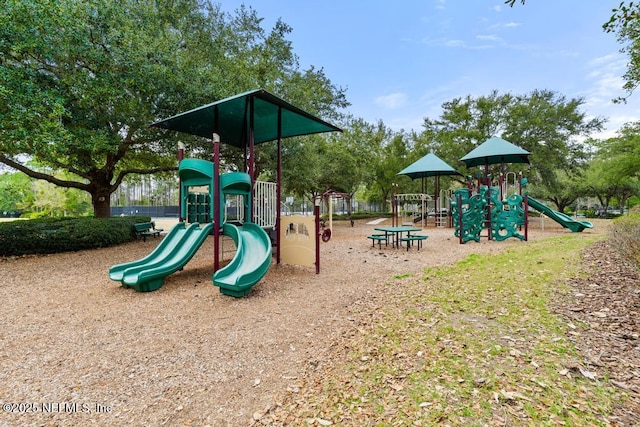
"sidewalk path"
366,218,388,225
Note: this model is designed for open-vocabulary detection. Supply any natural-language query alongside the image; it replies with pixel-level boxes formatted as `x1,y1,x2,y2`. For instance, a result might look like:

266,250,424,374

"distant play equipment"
317,189,352,241
394,193,431,225
109,89,341,296
396,151,461,227
451,136,593,244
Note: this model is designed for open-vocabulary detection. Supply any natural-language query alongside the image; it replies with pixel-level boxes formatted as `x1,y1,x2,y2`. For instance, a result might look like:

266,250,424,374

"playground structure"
450,137,593,244
392,191,457,228
318,189,352,239
181,159,273,297
109,158,272,296
450,173,594,243
395,151,461,228
109,89,341,296
394,137,594,244
394,193,430,226
451,173,527,243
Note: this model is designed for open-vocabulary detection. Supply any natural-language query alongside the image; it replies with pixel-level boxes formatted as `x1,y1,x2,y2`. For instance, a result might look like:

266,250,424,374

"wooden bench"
399,235,428,251
134,222,164,242
367,234,388,248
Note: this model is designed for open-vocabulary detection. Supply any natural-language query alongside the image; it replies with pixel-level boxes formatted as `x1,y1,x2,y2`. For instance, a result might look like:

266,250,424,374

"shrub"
609,208,640,268
0,216,151,256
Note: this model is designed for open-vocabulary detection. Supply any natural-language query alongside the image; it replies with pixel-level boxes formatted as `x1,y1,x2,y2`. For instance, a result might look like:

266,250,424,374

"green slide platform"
109,222,214,292
528,196,593,232
213,222,272,298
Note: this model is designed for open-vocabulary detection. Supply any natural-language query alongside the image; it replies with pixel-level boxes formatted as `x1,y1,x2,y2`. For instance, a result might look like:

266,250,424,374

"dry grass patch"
264,234,624,426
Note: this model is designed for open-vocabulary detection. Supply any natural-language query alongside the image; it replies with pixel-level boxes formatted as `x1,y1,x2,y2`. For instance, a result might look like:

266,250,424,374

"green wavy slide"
109,222,214,292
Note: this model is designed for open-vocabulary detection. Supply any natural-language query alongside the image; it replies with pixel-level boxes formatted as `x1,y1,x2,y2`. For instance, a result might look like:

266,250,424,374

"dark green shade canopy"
397,152,461,179
149,89,342,147
460,136,530,168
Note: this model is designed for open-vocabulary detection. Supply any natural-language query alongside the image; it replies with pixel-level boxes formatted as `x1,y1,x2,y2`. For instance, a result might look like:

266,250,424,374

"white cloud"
488,21,521,30
374,92,409,110
477,34,501,42
588,53,620,67
582,54,628,107
444,39,466,48
421,37,494,50
579,52,640,139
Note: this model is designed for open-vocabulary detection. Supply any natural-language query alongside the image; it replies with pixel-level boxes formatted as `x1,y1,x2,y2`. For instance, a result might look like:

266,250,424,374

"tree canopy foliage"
0,0,347,217
416,89,604,198
584,123,640,213
597,122,640,181
2,0,637,219
602,2,640,102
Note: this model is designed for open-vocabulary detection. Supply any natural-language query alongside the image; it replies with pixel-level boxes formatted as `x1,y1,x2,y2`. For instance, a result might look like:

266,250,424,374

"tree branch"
0,155,90,191
112,165,178,192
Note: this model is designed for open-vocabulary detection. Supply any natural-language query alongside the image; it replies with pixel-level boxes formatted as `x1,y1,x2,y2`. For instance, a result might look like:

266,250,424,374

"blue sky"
219,1,640,139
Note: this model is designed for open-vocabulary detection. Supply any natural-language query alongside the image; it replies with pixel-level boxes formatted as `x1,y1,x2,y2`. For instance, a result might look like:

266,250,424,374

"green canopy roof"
397,152,461,180
460,136,530,168
149,89,342,147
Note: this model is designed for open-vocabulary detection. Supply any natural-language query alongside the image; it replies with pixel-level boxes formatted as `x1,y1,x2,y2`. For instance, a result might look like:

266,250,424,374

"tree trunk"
92,188,112,218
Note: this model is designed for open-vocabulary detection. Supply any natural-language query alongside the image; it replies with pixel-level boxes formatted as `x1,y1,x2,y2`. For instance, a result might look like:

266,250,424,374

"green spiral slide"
213,222,272,298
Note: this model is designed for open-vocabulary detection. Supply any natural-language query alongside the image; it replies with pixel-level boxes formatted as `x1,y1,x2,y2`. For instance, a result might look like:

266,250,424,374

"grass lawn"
276,233,623,426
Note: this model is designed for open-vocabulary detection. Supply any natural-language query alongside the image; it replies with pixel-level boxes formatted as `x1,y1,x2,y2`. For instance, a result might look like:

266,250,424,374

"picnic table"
373,226,423,249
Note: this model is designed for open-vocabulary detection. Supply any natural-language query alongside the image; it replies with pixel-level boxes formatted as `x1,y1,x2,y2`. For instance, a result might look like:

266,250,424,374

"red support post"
315,205,320,274
177,141,184,223
248,96,255,222
524,194,529,242
276,107,282,264
213,132,220,272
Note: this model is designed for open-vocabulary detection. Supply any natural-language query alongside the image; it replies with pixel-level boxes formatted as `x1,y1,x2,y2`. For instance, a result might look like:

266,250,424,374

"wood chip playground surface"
0,217,607,426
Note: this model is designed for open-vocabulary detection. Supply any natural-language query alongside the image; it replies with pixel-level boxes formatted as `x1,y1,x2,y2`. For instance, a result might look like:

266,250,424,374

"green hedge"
0,216,151,256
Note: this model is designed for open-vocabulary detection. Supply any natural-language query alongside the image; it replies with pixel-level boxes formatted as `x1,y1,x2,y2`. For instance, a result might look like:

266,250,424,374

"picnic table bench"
373,226,422,249
399,234,428,251
367,233,388,248
135,222,164,242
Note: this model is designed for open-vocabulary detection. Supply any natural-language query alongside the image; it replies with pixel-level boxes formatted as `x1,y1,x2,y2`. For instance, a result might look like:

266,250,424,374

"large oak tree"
0,0,346,217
